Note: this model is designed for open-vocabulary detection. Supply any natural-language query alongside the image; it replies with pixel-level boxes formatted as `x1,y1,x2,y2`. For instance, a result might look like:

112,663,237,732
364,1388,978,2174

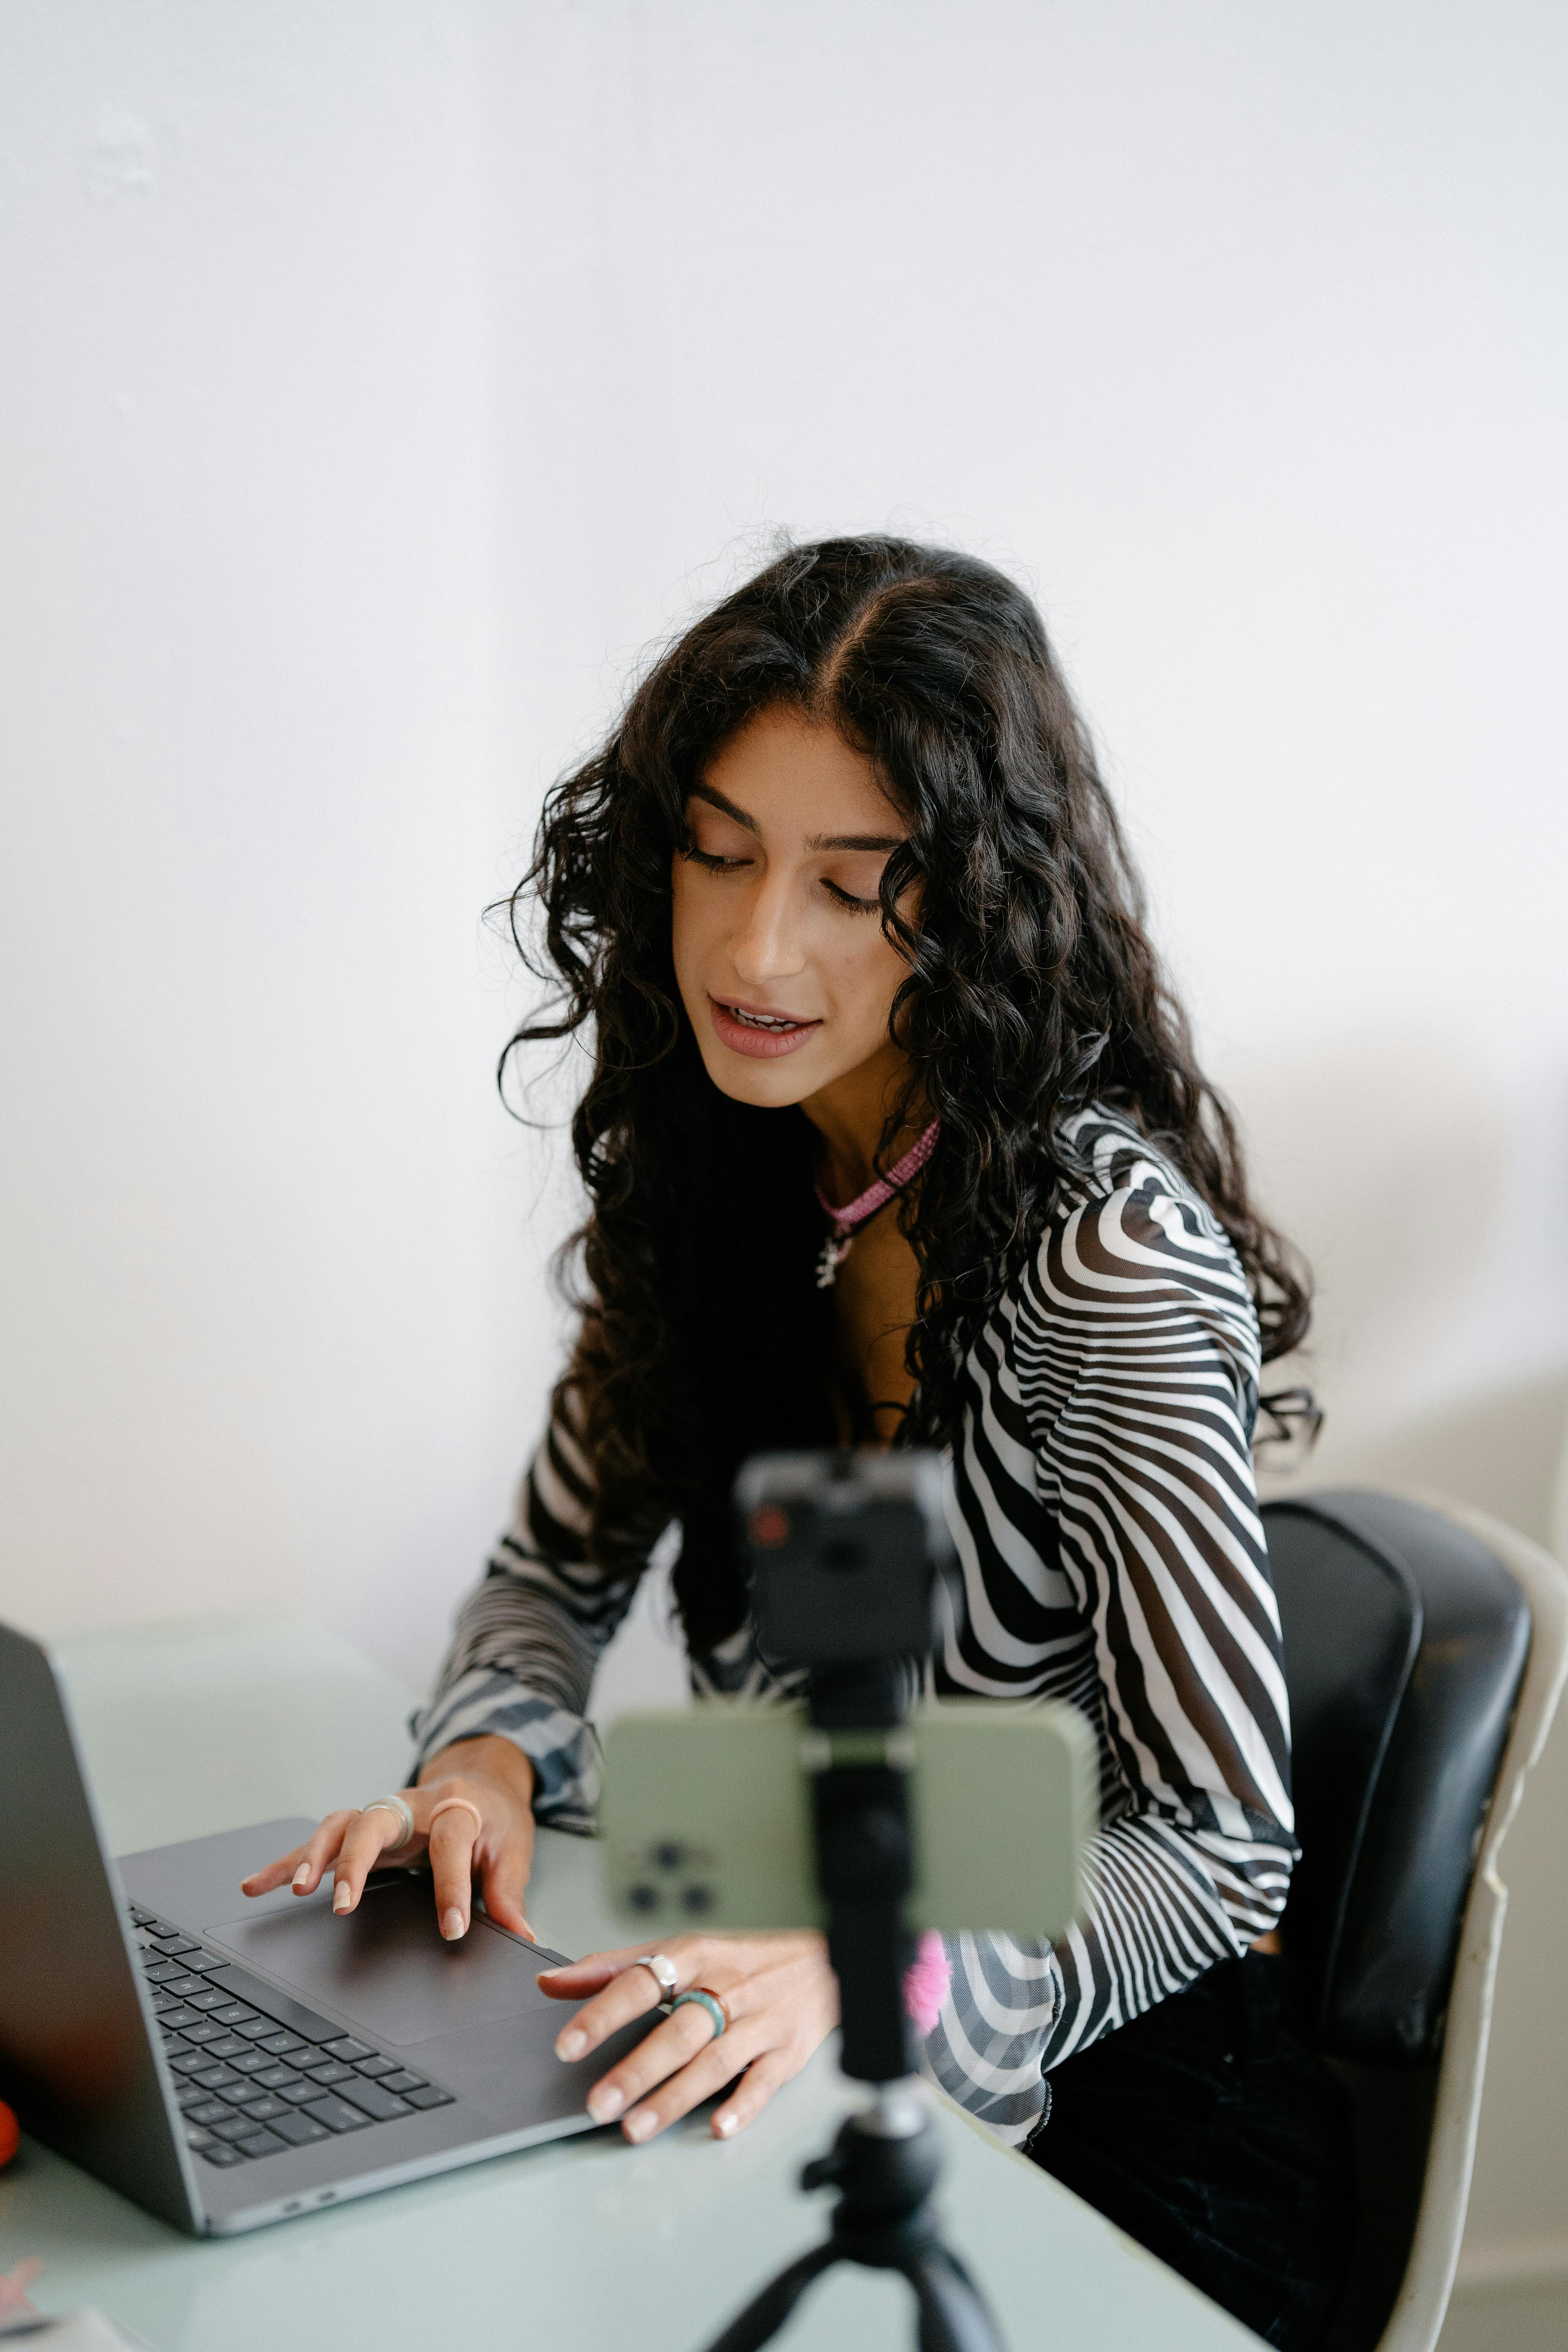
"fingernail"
332,1884,352,1914
622,2109,656,2143
587,2083,623,2123
442,1908,466,1941
555,2028,586,2060
715,2112,737,2137
292,1864,312,1892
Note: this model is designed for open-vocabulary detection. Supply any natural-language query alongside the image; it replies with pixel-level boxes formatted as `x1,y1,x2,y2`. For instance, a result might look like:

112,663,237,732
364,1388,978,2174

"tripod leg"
906,2245,1009,2352
703,2241,840,2352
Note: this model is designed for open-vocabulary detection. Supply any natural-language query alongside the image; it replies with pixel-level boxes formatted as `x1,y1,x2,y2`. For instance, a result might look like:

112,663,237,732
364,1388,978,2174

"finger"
535,1956,632,2001
582,2002,733,2126
331,1808,412,1917
479,1841,534,1942
537,1938,689,2000
539,1936,694,1982
427,1806,479,1941
240,1844,311,1898
619,2022,761,2145
241,1812,358,1898
709,2046,801,2141
549,1958,688,2054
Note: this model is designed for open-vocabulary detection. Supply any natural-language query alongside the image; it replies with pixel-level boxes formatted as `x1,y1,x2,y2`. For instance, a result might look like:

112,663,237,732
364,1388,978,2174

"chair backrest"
1263,1490,1530,2061
1263,1489,1568,2352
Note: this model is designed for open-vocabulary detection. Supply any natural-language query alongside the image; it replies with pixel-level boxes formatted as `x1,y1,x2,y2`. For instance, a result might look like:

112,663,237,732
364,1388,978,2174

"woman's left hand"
538,1931,838,2144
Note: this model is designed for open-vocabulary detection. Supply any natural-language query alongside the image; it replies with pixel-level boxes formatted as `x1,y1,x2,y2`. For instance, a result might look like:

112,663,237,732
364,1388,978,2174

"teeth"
730,1006,802,1031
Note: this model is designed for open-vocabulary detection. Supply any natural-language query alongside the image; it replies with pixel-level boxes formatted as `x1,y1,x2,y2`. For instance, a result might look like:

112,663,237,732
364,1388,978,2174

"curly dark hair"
504,536,1313,1650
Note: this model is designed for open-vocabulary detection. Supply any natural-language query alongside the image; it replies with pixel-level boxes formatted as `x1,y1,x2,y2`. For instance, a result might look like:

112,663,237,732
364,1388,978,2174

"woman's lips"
707,995,823,1060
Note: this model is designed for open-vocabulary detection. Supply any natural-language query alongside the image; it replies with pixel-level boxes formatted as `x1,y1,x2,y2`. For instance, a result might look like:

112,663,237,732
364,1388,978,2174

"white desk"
0,1613,1256,2350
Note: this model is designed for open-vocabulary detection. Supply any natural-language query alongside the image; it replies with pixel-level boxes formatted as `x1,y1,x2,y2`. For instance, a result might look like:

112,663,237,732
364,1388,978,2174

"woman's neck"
800,1041,927,1206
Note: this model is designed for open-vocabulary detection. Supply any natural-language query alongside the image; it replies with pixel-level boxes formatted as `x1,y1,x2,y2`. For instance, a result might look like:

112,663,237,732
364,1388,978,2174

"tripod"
702,1660,1007,2352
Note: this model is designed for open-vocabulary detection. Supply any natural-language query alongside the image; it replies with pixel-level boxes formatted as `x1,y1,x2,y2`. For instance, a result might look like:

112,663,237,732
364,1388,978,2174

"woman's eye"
822,878,883,914
685,846,752,873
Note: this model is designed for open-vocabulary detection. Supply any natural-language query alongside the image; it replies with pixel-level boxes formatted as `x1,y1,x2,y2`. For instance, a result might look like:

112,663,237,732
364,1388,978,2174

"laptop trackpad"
204,1875,563,2048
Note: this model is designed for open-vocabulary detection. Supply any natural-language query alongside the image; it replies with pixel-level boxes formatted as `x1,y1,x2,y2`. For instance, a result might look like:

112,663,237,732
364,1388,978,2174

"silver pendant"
816,1232,852,1289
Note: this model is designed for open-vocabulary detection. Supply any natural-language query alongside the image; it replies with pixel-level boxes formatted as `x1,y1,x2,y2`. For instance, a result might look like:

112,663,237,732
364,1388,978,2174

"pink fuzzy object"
903,1930,951,2036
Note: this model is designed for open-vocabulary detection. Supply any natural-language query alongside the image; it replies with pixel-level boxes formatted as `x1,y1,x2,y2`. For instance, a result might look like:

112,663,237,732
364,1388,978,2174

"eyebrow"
688,782,904,855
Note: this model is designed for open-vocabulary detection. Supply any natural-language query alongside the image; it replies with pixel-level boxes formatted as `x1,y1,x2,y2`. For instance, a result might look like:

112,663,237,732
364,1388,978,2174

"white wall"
3,0,1566,2324
1,4,552,1681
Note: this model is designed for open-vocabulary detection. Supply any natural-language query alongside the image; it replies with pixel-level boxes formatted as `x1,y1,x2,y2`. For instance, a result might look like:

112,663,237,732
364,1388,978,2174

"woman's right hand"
239,1735,538,1944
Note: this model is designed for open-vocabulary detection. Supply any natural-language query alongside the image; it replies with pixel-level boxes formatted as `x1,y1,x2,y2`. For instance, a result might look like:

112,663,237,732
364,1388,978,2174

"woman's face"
671,705,914,1118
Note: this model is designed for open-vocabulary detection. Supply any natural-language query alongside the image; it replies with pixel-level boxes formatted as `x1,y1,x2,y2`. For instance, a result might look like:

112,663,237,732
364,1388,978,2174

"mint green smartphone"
600,1699,1096,1940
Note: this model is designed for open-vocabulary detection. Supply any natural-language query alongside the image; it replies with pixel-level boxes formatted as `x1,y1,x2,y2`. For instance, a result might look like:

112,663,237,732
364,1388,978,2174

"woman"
245,537,1350,2347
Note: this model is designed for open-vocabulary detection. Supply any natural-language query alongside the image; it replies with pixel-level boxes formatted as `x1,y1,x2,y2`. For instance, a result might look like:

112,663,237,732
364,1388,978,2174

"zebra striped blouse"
411,1107,1295,2145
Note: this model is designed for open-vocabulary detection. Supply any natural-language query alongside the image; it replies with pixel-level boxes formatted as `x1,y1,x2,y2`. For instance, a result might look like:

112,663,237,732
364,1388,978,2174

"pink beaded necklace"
813,1118,940,1289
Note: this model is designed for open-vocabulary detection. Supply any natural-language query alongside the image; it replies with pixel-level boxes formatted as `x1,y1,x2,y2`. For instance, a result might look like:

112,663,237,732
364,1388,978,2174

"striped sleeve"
922,1156,1296,2143
409,1395,642,1832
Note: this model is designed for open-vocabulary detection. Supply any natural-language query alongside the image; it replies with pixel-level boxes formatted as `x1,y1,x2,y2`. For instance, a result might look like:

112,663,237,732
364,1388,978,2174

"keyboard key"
184,1955,233,1977
157,1938,200,1958
210,2003,261,2028
320,2037,373,2064
186,2100,230,2127
271,2112,331,2147
185,1987,236,2014
203,2036,250,2062
167,2049,209,2075
145,1922,183,1940
194,1962,344,2044
241,2094,289,2123
215,2080,264,2108
129,1906,157,1927
354,2055,399,2079
338,2080,410,2123
189,2064,243,2092
379,2071,428,2095
305,2061,355,2087
162,1976,209,2000
253,2064,303,2092
256,2031,308,2058
212,2115,254,2142
278,2080,321,2105
181,2022,231,2048
201,2143,245,2167
227,2051,275,2076
236,2129,286,2158
404,2085,455,2111
232,2018,281,2042
144,1960,189,1985
156,2004,201,2031
185,2125,216,2149
302,2094,372,2134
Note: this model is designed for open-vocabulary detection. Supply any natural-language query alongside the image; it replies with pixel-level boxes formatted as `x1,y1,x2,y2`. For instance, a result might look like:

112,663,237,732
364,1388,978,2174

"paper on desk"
0,2314,151,2350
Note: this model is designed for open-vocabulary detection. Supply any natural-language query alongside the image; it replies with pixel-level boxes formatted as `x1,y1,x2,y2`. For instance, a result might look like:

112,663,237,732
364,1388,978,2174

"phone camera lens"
681,1885,713,1915
628,1884,660,1912
654,1842,685,1871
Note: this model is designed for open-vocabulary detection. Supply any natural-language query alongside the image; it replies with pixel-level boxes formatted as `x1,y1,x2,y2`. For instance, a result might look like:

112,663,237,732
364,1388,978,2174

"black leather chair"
1262,1488,1560,2352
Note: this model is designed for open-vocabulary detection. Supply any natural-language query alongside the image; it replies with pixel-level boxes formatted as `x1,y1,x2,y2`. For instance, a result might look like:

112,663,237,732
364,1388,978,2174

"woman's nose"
730,879,806,984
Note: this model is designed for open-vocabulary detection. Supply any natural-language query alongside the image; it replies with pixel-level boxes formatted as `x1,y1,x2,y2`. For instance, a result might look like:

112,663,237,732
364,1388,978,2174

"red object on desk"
0,2101,18,2166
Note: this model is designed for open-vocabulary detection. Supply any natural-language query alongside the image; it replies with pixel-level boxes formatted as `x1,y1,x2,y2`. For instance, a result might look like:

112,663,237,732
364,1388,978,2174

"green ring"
671,1989,727,2039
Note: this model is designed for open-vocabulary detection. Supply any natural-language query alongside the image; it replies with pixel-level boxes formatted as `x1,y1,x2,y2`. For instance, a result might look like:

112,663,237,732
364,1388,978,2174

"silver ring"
361,1794,415,1847
629,1952,679,2002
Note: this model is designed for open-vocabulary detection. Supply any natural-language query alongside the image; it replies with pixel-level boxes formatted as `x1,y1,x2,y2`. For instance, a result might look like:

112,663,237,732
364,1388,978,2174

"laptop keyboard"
128,1905,454,2170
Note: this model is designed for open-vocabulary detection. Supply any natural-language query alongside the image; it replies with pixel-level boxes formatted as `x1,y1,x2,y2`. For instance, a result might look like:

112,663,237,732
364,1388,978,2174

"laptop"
0,1620,653,2235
